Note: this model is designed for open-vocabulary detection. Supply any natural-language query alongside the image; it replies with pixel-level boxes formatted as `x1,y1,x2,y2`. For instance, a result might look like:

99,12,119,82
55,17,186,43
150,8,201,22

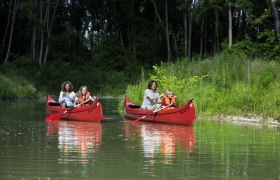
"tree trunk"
154,11,157,35
237,10,246,40
204,17,207,57
187,3,192,59
4,0,19,63
32,0,37,60
228,3,232,49
150,0,171,61
151,0,162,24
39,0,45,67
43,0,58,65
183,1,188,58
165,0,171,61
214,8,219,53
199,18,204,58
39,0,50,67
270,0,280,43
89,19,94,51
146,38,156,64
132,42,136,60
119,29,127,59
1,0,12,61
172,30,178,59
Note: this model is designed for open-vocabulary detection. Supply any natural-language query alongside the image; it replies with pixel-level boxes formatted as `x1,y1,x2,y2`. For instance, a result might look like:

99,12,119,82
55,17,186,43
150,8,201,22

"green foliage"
0,73,37,99
121,50,280,118
150,64,187,93
0,54,139,98
256,30,280,60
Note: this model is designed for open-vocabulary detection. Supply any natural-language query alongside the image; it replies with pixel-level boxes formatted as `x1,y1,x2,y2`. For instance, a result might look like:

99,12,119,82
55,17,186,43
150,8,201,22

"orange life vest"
77,92,90,106
162,95,177,109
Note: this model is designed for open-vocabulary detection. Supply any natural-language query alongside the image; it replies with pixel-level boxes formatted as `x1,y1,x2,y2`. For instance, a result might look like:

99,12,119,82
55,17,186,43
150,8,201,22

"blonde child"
153,90,177,112
160,90,177,110
74,86,96,107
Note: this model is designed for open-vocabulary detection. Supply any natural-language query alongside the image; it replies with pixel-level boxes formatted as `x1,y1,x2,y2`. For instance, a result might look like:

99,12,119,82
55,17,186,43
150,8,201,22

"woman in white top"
141,80,163,110
58,81,76,108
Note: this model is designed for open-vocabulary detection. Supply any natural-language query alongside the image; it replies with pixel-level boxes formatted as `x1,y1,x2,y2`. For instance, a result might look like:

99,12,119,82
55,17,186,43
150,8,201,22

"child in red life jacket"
161,90,177,110
74,86,96,107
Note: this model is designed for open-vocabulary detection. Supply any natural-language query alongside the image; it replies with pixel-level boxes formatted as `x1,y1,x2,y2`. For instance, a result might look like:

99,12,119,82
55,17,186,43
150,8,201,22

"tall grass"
0,74,37,99
121,50,280,119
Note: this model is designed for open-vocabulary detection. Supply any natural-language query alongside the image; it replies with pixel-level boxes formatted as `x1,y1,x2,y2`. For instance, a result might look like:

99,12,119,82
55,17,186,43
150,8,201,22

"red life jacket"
162,95,177,109
77,92,90,106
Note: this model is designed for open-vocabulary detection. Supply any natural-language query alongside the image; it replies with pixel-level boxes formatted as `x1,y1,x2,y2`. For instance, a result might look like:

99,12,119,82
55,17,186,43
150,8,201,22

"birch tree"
0,0,12,61
228,1,232,49
150,0,171,61
4,0,19,63
270,0,280,43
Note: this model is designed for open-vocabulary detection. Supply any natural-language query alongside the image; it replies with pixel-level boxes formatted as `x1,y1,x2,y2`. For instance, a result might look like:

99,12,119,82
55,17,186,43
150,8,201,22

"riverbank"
0,73,38,99
120,50,280,121
199,114,280,127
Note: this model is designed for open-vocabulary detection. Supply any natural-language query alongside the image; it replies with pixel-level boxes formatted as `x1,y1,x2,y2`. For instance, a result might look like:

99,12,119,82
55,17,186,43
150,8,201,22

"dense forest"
0,0,280,99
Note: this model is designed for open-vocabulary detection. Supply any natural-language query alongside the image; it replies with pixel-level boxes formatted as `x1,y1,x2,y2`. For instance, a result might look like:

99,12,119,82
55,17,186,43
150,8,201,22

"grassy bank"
121,51,280,119
0,73,38,99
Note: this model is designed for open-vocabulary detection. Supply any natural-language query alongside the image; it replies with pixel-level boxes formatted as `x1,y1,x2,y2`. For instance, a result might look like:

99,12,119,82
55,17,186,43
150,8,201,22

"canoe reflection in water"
124,122,195,164
47,121,102,164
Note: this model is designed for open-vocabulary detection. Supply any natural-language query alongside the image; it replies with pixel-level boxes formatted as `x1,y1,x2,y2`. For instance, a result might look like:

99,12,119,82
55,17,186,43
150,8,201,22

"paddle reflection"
47,121,102,164
124,122,195,163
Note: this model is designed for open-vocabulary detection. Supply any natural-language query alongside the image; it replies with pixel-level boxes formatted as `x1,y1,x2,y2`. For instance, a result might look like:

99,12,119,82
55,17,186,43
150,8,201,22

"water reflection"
47,121,102,164
124,122,195,164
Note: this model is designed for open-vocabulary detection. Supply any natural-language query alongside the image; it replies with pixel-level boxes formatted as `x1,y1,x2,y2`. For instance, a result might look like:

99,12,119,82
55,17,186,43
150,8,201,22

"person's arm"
58,91,64,102
89,95,96,101
74,96,78,107
156,93,163,103
145,90,153,100
173,98,178,107
70,92,76,100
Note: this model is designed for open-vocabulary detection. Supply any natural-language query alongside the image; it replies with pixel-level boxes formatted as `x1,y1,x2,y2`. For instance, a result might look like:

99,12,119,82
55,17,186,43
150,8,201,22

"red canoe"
46,95,105,122
123,97,196,126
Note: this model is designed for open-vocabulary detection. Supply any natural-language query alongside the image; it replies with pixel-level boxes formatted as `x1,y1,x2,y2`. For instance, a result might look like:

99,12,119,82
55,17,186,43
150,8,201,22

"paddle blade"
45,112,64,122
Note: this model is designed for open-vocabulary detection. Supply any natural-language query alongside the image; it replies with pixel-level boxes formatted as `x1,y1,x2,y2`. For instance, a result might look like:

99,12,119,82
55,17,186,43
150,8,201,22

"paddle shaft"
131,103,174,123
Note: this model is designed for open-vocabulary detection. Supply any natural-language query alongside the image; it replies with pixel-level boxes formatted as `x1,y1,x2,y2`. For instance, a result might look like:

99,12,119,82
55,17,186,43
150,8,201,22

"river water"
0,98,279,179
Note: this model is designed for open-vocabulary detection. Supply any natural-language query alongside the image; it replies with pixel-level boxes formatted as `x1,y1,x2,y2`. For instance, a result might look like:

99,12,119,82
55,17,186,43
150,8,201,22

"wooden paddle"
131,103,174,124
45,98,95,122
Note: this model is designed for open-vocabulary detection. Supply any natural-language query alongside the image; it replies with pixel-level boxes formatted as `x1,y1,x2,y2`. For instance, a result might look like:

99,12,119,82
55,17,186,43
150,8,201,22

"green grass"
0,73,37,99
119,50,280,119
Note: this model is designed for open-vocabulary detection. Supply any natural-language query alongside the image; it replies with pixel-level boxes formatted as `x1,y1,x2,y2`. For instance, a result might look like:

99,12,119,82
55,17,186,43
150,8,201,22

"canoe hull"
123,97,196,126
46,95,105,123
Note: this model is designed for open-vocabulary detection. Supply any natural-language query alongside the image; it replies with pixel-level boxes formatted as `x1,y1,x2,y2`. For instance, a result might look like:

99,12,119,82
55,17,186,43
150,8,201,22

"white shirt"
58,91,76,106
141,89,161,107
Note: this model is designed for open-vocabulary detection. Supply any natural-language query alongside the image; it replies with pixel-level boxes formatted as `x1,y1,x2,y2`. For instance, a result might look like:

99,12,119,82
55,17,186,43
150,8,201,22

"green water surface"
0,98,279,179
